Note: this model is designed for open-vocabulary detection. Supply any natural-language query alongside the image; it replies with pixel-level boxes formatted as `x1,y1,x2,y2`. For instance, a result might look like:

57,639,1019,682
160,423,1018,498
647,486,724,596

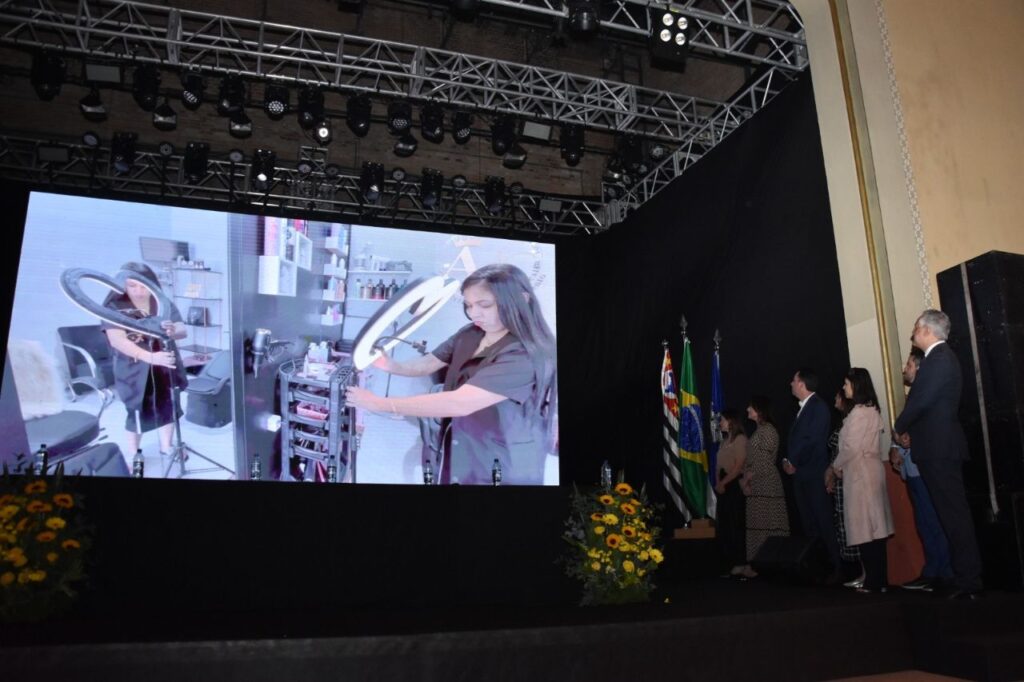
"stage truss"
0,131,607,235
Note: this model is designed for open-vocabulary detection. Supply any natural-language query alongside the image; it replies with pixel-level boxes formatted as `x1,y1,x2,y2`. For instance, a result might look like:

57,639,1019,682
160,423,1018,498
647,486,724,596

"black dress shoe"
854,586,888,594
946,588,982,601
900,576,935,592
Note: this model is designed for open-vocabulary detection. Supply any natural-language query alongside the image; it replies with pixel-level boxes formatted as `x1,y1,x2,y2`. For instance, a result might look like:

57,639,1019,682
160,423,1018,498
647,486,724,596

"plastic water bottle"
132,448,145,478
423,458,434,485
327,456,338,483
601,460,612,491
492,458,502,486
250,452,262,481
32,444,48,476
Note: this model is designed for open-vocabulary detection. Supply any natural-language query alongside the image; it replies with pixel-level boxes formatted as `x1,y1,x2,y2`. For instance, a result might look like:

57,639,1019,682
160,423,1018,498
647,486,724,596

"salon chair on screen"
184,350,233,428
57,324,115,400
7,339,127,476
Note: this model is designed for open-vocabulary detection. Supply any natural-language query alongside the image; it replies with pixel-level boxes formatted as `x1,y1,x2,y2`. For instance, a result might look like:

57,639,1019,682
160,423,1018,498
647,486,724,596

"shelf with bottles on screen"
345,244,411,318
171,261,223,370
320,224,349,327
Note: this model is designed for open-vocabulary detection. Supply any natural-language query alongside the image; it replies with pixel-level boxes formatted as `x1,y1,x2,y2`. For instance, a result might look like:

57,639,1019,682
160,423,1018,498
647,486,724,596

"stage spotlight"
217,75,246,116
420,168,444,208
359,161,385,203
509,181,524,196
81,131,101,148
132,64,161,112
297,86,324,130
491,115,518,156
420,101,445,144
560,122,585,167
346,93,372,137
296,160,314,176
111,132,137,175
603,155,624,183
79,88,107,122
452,111,473,145
484,176,506,215
649,6,691,71
452,174,468,189
314,118,333,144
251,149,276,191
387,101,412,135
229,111,253,139
264,83,290,121
394,132,418,158
617,134,646,173
391,167,407,182
502,144,527,170
183,141,209,181
152,99,178,132
30,51,66,101
228,149,245,164
451,0,479,20
324,163,341,179
648,142,670,162
158,141,175,158
180,70,205,111
568,1,599,36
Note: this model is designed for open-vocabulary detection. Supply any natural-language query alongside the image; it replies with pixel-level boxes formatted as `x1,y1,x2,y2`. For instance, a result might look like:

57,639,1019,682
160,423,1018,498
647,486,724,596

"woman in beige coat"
826,368,893,593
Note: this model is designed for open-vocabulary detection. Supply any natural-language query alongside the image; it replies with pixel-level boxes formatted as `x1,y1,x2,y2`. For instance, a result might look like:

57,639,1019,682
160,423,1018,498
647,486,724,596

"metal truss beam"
605,66,793,222
0,0,760,143
430,0,806,71
0,132,607,235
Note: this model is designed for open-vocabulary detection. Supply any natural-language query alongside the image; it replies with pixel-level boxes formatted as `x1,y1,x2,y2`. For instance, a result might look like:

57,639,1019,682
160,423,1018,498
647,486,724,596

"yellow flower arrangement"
561,474,664,606
1,457,89,622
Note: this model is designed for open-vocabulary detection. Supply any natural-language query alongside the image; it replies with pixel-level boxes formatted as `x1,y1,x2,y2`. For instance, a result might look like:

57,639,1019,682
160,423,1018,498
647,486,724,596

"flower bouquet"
1,458,90,622
561,478,664,606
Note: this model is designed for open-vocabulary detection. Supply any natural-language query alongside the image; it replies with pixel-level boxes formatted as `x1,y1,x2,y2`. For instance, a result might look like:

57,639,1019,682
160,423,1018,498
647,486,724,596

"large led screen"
1,192,558,485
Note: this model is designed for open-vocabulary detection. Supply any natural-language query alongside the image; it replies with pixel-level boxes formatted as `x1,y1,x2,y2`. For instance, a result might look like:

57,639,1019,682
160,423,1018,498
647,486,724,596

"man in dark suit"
894,309,983,599
784,368,842,579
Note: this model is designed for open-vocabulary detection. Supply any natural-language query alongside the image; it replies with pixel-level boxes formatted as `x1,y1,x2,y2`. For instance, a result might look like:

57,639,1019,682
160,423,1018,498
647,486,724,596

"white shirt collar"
797,392,815,414
924,340,945,357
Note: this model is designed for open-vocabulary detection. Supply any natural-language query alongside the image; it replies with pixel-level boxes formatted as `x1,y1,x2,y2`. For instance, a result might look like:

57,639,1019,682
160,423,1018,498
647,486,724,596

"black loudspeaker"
751,536,829,583
937,250,1024,495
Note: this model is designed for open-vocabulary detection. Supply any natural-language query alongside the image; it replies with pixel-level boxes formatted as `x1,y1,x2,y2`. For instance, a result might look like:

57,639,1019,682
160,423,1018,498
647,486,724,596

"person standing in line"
827,389,862,587
893,310,983,599
737,396,789,579
714,408,749,577
784,368,842,582
827,368,893,594
890,346,953,592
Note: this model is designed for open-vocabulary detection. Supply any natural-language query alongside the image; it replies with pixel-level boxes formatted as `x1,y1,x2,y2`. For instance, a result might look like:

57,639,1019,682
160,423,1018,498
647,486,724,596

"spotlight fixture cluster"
650,6,691,70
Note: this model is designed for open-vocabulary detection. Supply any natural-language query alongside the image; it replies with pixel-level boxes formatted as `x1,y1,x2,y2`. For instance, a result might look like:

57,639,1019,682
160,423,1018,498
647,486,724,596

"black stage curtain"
555,73,850,517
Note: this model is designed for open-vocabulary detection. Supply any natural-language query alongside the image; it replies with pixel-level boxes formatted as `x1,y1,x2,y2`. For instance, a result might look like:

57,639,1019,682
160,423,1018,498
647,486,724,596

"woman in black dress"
101,262,188,461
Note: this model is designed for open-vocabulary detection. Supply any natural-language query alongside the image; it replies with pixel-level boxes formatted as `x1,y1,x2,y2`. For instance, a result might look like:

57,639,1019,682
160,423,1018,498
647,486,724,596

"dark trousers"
716,480,746,567
916,458,984,592
858,538,888,590
905,474,953,580
793,476,841,571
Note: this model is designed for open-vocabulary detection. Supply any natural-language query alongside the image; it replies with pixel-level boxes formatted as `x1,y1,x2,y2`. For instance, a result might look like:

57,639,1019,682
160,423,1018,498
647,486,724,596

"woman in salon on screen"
344,263,557,485
102,262,188,461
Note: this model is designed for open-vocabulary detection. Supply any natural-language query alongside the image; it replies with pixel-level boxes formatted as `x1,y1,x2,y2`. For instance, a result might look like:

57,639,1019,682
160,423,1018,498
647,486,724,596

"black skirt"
123,366,183,433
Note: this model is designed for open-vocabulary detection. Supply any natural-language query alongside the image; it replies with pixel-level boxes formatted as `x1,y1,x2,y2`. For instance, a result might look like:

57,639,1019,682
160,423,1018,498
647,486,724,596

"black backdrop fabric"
0,72,850,616
555,73,850,517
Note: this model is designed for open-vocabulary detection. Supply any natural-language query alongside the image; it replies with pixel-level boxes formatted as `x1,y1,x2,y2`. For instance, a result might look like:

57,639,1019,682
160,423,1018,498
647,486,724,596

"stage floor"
3,578,1022,681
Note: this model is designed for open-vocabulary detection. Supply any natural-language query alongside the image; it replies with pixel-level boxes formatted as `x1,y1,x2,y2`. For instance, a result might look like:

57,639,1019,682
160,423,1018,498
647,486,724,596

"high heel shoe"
843,576,865,588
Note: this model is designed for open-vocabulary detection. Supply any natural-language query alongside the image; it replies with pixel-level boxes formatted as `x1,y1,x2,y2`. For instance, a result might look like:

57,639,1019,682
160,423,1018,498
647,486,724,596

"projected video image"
0,191,558,485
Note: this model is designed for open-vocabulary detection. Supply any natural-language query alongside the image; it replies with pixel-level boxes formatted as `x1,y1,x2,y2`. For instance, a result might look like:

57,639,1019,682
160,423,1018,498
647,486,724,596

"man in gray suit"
893,309,983,599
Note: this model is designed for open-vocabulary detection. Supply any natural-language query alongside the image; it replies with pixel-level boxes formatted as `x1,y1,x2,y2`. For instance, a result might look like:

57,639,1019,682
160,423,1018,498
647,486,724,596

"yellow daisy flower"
27,501,53,514
46,552,59,564
639,550,650,561
622,525,637,537
605,534,623,549
649,548,664,564
593,525,605,535
598,494,615,506
620,503,637,515
590,561,601,572
52,494,74,509
623,560,635,573
602,513,619,526
36,531,57,543
615,482,634,496
45,517,67,530
61,539,81,550
24,481,47,494
0,505,18,521
590,512,604,522
26,569,46,582
0,571,14,586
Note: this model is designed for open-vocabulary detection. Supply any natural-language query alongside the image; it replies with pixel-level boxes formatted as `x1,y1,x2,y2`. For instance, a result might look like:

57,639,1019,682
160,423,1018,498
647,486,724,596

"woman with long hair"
827,388,863,586
101,262,188,463
345,264,557,485
714,408,749,576
827,367,893,593
736,395,789,579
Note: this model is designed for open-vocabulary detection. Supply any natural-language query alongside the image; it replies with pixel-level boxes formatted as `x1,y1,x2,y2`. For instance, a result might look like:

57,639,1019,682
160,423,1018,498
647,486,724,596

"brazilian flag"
677,336,709,517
